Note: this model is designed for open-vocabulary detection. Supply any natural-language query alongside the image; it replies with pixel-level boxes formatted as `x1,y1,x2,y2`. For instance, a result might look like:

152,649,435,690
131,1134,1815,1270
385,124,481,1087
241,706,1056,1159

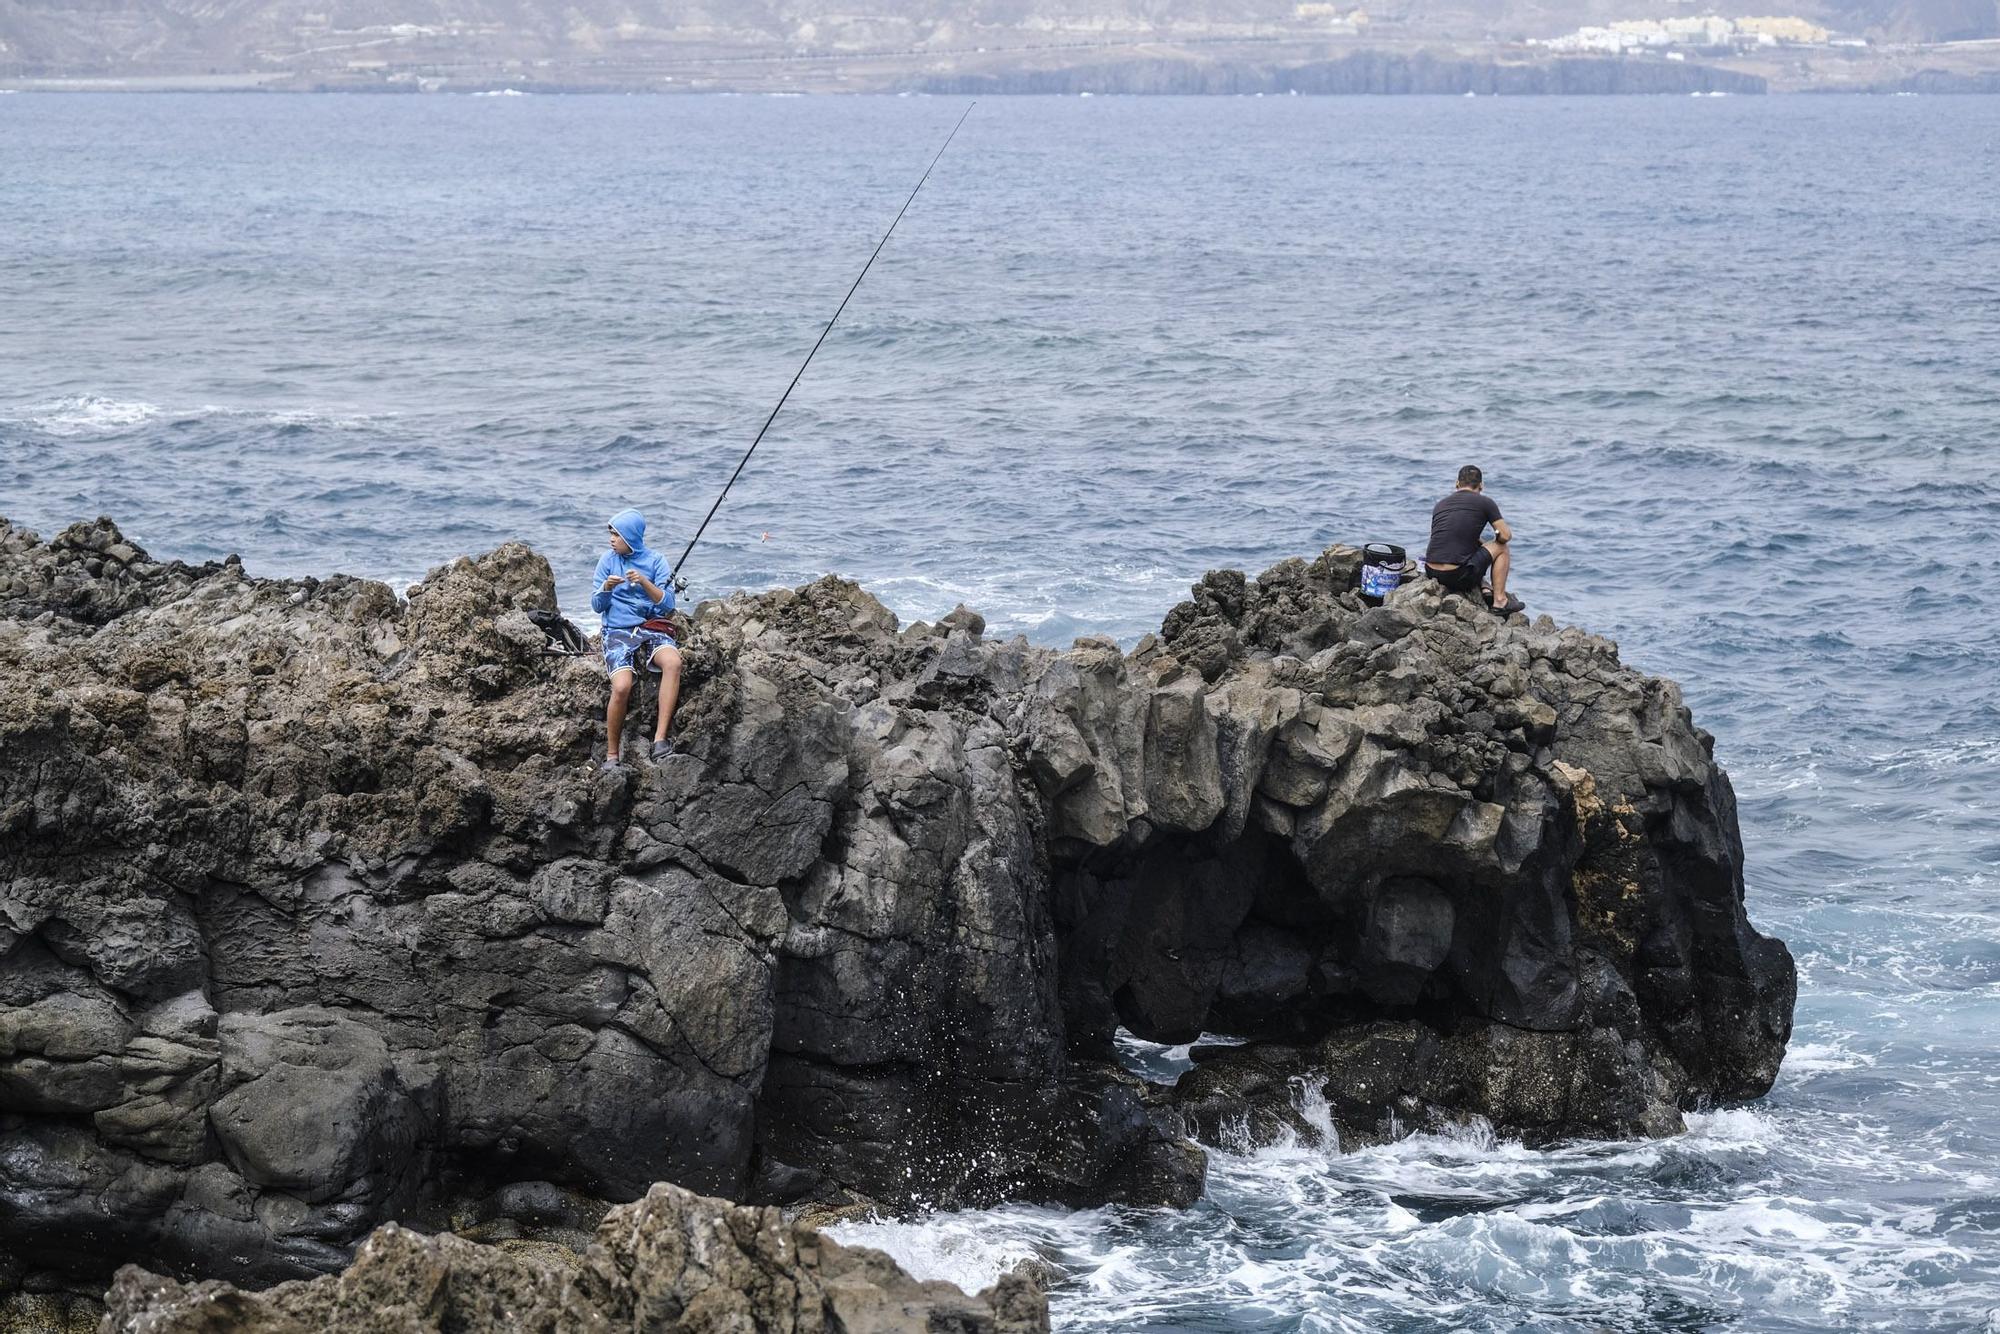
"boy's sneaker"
650,739,675,761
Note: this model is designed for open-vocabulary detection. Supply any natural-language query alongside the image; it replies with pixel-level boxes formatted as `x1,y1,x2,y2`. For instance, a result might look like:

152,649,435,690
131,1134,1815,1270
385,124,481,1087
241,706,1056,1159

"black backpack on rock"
527,608,590,657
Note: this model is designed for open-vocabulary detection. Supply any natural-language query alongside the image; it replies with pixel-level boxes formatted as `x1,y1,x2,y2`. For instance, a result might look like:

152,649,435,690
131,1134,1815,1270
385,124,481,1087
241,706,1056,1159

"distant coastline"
5,42,1998,95
916,52,1766,95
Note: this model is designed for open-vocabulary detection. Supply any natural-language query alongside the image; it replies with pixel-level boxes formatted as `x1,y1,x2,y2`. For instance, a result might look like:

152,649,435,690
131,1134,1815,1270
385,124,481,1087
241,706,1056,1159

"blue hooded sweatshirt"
590,508,676,630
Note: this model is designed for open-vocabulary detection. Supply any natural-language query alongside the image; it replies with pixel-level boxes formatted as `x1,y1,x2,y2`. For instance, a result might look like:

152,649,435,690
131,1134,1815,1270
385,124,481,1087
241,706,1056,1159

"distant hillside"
920,49,1768,92
0,0,1993,84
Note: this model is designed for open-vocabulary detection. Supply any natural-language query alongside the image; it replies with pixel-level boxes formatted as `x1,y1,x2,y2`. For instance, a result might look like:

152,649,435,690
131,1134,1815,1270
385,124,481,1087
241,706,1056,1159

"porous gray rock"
99,1179,1050,1333
0,516,1793,1298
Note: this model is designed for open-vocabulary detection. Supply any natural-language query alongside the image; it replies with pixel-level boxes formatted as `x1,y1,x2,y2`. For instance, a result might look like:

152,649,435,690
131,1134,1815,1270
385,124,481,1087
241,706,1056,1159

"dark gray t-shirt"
1426,490,1502,565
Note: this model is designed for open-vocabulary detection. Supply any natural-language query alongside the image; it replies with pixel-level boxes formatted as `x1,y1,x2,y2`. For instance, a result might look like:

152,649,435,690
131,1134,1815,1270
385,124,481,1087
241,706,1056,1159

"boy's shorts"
603,625,678,679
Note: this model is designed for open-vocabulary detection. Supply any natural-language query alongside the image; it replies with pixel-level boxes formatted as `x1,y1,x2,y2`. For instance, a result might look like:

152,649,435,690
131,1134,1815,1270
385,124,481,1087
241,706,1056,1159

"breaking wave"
5,397,381,439
840,1099,1993,1331
19,394,161,436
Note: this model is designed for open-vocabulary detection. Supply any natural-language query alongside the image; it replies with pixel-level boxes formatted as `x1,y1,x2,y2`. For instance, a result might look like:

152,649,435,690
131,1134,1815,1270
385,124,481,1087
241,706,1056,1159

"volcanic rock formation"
0,516,1794,1299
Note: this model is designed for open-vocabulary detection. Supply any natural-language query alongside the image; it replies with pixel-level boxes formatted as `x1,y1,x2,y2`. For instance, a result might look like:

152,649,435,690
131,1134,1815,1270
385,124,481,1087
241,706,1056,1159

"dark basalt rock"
0,516,1794,1299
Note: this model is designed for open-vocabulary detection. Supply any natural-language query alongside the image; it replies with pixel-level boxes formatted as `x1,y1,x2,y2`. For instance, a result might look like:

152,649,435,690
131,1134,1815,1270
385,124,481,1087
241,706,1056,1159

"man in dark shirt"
1424,464,1523,615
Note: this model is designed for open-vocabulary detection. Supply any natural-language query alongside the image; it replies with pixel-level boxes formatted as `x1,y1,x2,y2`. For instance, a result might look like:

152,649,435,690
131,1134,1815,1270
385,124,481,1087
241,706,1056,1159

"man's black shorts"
1426,545,1492,594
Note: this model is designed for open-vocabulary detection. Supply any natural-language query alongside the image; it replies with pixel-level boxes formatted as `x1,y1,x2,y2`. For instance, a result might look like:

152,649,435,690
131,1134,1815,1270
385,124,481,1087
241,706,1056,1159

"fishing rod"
671,102,976,589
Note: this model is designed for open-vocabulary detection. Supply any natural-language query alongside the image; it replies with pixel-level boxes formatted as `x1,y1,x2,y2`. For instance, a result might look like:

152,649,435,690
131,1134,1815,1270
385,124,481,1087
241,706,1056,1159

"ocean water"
4,93,1999,1330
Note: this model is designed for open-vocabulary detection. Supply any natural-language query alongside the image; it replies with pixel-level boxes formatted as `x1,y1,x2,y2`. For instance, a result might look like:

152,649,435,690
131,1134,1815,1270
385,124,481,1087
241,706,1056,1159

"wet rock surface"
100,1179,1049,1333
0,516,1793,1297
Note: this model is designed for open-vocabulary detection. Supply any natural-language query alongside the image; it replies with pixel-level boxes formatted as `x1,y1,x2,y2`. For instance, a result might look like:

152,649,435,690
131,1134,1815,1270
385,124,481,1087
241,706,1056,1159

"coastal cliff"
0,516,1794,1308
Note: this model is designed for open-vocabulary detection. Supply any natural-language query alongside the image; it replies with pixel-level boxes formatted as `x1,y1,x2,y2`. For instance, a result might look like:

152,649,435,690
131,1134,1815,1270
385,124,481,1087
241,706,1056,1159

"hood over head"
609,508,647,553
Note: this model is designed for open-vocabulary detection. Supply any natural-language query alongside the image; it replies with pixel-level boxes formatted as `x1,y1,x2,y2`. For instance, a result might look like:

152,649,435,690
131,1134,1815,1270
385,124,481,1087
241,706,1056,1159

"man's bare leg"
651,645,683,744
1484,540,1512,607
605,669,634,762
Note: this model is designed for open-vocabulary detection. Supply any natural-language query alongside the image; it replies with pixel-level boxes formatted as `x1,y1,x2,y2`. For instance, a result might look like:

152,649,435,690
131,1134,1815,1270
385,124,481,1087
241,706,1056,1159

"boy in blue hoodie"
590,509,681,767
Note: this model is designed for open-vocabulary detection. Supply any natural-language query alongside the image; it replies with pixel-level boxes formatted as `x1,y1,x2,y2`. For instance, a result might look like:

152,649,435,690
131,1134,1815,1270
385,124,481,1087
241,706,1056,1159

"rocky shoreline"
96,1179,1048,1333
0,516,1794,1326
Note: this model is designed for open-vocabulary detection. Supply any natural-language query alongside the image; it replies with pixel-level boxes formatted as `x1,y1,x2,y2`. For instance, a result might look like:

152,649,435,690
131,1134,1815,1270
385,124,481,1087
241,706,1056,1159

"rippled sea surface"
5,92,1999,1330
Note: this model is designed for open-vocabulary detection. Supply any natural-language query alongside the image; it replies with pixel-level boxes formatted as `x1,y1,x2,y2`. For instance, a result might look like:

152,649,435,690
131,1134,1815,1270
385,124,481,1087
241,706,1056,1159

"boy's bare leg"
651,646,683,742
605,669,634,761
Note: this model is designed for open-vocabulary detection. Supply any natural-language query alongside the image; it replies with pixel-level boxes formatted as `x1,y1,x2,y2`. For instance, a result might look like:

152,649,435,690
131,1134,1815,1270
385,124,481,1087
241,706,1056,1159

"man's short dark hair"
1457,465,1483,489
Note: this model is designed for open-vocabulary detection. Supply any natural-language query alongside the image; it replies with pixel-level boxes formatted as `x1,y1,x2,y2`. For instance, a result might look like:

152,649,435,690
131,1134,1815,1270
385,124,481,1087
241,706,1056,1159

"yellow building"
1735,15,1830,42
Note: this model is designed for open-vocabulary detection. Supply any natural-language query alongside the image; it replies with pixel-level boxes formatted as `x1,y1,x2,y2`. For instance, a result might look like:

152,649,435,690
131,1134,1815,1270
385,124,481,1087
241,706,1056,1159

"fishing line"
672,102,976,588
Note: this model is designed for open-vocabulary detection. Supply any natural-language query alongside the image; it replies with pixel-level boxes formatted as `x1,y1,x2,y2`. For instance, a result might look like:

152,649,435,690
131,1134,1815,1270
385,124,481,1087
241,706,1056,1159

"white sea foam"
10,397,386,438
827,1097,1992,1333
1681,1105,1781,1148
1869,736,2000,774
264,408,378,430
186,402,381,431
1292,1076,1339,1150
21,394,160,436
472,88,530,96
1782,1039,1875,1076
826,1206,1060,1294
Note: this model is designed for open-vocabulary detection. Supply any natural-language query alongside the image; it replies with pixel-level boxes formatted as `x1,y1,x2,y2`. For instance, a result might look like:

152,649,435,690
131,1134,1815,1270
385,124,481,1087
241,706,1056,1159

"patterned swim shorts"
602,625,678,679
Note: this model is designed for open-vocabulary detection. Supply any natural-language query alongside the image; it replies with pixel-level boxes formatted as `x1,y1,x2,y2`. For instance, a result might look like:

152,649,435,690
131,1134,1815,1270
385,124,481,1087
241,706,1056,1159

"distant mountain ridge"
0,0,1993,83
